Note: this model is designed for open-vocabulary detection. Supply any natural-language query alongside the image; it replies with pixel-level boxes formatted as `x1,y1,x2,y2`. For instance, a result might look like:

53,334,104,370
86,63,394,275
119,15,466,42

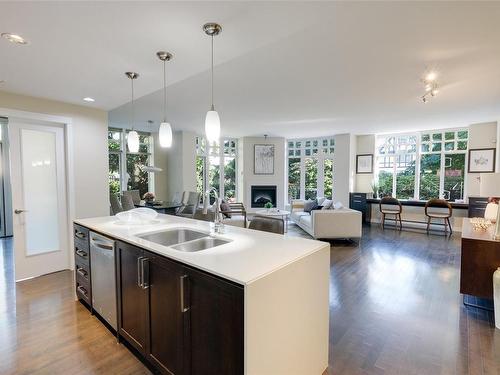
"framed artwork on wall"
468,148,496,173
254,144,274,175
356,154,373,174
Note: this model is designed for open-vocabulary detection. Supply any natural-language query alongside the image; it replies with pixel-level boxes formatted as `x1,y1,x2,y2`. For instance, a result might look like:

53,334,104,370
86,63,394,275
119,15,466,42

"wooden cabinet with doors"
116,240,244,375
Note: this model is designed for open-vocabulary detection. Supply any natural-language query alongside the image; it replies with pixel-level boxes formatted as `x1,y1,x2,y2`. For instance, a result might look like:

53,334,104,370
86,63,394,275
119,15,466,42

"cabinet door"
146,252,185,375
184,267,244,375
117,241,147,354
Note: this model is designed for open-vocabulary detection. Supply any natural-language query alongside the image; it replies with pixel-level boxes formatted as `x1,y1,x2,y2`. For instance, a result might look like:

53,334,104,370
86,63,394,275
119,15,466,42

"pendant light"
203,23,222,143
125,72,140,153
156,51,173,148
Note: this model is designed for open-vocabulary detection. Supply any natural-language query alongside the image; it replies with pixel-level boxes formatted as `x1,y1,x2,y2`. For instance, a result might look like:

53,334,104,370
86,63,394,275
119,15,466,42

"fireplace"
251,185,277,208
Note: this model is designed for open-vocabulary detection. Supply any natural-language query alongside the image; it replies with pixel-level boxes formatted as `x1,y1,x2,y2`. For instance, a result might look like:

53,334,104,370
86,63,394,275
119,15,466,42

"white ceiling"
1,1,500,138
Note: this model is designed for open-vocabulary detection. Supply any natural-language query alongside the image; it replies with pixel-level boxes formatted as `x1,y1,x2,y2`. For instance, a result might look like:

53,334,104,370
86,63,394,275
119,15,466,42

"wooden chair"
379,196,402,230
248,216,284,235
425,199,453,234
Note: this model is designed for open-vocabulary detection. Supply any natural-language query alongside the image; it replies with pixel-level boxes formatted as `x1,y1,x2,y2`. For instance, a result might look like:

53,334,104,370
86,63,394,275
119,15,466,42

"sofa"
290,199,362,240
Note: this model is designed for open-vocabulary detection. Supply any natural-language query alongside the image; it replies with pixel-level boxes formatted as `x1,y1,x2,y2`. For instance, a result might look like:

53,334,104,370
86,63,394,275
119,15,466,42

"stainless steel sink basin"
137,228,208,247
171,237,231,252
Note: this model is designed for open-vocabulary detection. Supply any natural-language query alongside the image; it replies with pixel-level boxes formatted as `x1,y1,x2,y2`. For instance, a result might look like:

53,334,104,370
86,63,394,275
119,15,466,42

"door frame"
0,108,76,277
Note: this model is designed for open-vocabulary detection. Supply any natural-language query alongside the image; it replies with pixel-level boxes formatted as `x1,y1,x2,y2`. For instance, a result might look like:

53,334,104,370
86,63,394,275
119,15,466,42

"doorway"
0,115,71,282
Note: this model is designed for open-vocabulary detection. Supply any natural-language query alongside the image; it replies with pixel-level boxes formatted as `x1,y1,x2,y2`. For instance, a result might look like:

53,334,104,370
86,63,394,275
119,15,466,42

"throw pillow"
220,201,232,218
333,201,344,210
303,199,318,213
316,197,326,206
322,199,333,210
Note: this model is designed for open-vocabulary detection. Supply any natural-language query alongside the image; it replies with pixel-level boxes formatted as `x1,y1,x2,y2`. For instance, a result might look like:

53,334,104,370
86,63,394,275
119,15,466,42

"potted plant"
370,181,379,199
264,202,273,211
143,192,155,204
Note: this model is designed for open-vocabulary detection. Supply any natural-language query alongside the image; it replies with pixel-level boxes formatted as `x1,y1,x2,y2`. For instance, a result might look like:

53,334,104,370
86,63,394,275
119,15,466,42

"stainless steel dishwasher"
90,231,117,330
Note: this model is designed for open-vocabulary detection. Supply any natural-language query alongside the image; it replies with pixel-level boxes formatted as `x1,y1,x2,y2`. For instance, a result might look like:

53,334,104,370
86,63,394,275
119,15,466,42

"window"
108,128,154,197
376,129,468,201
287,137,334,202
196,137,238,202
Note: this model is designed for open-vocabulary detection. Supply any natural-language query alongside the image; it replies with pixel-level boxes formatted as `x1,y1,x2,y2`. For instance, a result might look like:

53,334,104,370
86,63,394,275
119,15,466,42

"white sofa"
290,199,362,240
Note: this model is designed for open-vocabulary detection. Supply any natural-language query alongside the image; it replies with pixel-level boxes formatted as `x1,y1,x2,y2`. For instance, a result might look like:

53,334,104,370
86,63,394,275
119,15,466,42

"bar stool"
425,199,453,234
379,196,402,230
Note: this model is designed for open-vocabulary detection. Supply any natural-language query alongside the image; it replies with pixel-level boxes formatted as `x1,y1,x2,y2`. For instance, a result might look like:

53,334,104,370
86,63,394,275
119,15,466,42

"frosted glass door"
21,129,60,255
9,119,68,281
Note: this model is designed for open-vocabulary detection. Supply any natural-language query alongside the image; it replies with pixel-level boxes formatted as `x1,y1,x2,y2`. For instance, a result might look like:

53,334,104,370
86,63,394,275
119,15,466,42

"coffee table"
254,209,291,232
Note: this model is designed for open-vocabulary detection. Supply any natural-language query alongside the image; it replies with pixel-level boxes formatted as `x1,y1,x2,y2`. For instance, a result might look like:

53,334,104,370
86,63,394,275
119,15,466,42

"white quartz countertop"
75,215,329,285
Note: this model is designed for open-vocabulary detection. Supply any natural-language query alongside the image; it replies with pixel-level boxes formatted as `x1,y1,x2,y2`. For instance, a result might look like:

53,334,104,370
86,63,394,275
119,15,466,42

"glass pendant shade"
159,122,173,147
127,130,140,153
205,110,220,143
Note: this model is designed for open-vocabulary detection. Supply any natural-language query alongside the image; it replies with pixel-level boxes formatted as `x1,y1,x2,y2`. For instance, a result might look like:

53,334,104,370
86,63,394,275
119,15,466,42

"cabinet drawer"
75,261,90,283
74,224,89,240
76,281,91,304
469,197,489,206
75,245,90,265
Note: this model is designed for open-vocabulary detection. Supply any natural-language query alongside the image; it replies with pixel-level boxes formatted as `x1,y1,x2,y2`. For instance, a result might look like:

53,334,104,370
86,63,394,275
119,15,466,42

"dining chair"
122,190,141,205
425,199,453,234
248,216,284,235
177,191,200,218
121,193,135,211
379,196,402,230
110,194,123,215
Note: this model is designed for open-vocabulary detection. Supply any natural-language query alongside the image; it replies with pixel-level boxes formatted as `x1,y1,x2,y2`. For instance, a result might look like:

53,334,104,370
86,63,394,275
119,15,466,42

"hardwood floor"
1,225,499,374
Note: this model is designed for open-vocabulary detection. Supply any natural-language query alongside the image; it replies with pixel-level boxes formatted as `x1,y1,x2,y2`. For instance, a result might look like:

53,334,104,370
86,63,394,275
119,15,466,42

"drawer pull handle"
77,285,88,297
75,231,86,239
76,249,87,258
76,267,88,278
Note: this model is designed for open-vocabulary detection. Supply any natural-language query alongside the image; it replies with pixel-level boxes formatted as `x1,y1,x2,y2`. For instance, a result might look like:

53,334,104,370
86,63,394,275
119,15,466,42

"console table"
460,219,500,300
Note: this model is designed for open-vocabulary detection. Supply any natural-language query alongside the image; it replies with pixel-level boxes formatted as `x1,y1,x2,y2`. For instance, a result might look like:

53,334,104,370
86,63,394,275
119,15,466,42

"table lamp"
479,173,500,239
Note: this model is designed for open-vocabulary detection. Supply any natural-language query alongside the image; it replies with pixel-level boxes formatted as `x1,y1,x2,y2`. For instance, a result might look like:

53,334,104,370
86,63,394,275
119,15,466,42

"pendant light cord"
163,59,167,122
211,34,214,110
131,77,135,131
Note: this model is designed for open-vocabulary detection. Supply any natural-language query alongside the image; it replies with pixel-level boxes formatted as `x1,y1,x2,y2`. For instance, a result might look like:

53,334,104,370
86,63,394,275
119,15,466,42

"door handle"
137,256,144,288
141,258,149,289
180,275,189,313
14,209,28,214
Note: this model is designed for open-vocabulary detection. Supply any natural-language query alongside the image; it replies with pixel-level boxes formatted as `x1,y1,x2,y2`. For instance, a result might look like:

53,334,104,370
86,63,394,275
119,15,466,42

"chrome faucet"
202,188,224,234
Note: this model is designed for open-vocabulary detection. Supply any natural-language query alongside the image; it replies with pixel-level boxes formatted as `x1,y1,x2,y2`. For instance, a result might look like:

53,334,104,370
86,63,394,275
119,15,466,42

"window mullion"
415,134,421,200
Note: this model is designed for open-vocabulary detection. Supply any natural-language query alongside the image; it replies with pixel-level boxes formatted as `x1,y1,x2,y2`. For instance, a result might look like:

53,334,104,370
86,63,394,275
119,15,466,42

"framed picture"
356,154,373,174
468,148,496,173
254,144,274,174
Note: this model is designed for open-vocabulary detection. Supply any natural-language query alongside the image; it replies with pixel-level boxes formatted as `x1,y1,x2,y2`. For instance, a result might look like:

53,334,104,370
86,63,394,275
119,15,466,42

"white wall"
165,130,197,199
355,134,376,193
0,90,108,219
467,121,498,197
241,137,286,211
332,133,355,205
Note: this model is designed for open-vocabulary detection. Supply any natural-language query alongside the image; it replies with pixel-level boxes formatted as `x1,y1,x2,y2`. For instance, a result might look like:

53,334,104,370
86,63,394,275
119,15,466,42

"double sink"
136,228,230,252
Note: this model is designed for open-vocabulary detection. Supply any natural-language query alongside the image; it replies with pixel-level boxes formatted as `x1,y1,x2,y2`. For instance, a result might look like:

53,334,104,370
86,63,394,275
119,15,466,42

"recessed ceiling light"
83,97,95,102
1,33,29,45
425,71,437,82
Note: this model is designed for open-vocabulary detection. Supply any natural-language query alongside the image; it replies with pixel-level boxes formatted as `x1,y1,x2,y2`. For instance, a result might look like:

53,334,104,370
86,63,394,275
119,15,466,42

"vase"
494,267,500,329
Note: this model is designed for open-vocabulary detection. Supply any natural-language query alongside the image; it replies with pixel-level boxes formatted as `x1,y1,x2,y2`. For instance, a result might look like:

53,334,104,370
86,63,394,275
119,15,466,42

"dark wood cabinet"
117,241,148,355
146,253,185,375
74,224,91,307
116,240,244,375
184,266,244,375
350,193,370,223
468,196,489,218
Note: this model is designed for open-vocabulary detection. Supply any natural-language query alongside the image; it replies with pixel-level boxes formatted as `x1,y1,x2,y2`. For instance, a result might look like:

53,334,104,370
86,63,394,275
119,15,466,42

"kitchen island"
74,214,330,375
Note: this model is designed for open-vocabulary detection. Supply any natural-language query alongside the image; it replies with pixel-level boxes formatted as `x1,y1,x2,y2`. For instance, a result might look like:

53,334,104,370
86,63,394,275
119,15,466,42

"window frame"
196,137,238,201
375,128,469,201
286,137,335,202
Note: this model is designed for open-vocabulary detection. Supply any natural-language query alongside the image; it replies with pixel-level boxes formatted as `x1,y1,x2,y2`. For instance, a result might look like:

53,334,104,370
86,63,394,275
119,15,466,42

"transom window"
376,129,468,201
287,137,335,201
196,137,238,202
